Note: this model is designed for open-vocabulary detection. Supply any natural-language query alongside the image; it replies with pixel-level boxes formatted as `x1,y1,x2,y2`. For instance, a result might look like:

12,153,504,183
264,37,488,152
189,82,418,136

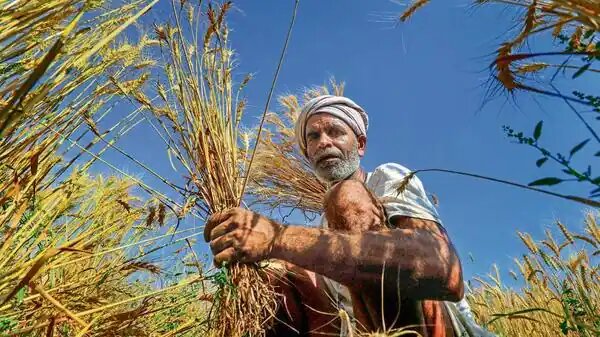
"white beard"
313,145,360,183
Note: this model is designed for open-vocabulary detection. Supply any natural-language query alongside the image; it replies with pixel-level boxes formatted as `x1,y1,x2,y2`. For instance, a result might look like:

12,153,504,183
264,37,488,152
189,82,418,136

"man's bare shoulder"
389,215,447,238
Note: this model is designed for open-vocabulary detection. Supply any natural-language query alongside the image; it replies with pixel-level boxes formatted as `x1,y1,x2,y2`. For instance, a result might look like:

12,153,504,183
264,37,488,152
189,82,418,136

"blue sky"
89,0,598,287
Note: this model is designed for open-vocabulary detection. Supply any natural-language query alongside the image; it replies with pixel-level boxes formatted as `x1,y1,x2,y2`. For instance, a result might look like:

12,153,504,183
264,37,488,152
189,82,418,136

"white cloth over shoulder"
365,163,441,226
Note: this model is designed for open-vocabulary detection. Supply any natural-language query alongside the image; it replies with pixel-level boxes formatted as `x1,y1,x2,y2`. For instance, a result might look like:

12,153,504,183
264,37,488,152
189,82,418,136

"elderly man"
204,95,469,336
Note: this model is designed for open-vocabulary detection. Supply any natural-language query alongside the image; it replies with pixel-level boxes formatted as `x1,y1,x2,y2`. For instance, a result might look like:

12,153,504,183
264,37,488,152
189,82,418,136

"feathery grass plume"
397,0,599,97
393,171,417,197
487,0,599,94
557,220,575,245
465,212,599,337
513,0,540,47
515,62,550,74
519,232,540,254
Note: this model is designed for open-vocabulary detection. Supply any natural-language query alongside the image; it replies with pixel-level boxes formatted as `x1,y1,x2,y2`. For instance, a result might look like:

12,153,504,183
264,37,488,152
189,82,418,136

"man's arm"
204,208,463,302
271,216,463,302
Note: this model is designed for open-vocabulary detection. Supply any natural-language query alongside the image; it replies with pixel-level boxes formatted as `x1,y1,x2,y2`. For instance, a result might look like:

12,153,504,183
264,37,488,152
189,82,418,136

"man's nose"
316,133,333,149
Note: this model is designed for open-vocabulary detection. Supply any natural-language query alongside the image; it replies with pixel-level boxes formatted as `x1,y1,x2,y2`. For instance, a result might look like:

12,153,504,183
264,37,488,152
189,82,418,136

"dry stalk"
399,0,431,22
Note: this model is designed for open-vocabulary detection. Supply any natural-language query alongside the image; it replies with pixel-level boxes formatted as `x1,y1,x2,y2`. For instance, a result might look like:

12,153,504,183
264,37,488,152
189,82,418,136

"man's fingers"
204,209,235,242
208,220,237,242
209,232,235,255
213,247,237,267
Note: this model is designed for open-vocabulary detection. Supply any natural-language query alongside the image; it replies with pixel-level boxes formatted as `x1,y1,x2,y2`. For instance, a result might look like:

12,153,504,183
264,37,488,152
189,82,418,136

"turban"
295,95,369,157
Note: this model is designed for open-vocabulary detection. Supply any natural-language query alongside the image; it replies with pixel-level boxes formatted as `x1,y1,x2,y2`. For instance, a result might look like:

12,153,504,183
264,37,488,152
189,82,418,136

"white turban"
295,95,369,157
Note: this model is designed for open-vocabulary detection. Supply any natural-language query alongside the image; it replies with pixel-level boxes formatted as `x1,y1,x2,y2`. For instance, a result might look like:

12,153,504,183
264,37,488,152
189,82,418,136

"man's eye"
307,133,319,140
329,128,344,137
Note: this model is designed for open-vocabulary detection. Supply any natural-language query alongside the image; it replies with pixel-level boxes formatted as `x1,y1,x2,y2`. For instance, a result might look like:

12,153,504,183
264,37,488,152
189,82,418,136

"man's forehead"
306,113,349,130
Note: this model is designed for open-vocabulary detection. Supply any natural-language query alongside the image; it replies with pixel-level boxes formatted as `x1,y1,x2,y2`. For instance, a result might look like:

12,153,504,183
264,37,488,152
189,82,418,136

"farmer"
204,95,474,336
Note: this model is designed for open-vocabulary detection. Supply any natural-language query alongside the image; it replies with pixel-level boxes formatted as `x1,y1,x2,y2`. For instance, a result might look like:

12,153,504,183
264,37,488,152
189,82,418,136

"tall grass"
0,171,207,336
466,212,599,337
0,1,211,336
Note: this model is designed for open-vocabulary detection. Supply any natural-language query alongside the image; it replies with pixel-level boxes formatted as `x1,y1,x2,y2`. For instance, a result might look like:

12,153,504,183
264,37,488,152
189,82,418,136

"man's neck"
347,167,366,183
323,167,366,187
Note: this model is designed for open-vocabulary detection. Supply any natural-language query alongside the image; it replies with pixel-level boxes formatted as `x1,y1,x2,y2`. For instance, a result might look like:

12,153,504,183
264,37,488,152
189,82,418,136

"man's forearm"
270,225,462,301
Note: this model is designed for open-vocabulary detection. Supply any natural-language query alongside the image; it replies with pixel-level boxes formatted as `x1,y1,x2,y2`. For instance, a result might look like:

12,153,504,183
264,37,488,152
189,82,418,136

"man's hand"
204,207,284,266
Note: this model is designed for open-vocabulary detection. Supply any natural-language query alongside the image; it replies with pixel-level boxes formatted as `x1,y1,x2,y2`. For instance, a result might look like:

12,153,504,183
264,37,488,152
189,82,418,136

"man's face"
305,113,366,182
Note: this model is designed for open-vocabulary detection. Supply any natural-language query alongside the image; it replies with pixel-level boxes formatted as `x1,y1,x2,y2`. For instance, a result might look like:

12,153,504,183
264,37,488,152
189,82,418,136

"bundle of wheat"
113,1,285,336
249,108,325,214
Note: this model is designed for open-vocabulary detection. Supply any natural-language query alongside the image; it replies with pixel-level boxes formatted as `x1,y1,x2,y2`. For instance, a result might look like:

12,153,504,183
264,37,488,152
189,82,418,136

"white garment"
320,162,495,337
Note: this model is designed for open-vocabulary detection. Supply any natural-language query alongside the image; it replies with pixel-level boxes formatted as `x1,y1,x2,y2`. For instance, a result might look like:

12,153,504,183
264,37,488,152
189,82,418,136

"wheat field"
0,0,597,336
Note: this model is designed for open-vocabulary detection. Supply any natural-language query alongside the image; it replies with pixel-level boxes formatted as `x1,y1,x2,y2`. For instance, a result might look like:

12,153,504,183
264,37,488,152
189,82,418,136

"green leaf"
583,29,594,39
16,287,25,305
535,157,548,167
528,177,563,186
0,318,17,333
560,320,570,335
569,139,590,157
533,121,543,140
487,307,562,326
96,272,110,288
573,63,591,78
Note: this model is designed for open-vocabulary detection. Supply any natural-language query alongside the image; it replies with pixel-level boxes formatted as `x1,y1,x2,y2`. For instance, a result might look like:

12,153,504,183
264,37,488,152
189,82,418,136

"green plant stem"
413,168,600,208
532,143,597,187
550,84,600,144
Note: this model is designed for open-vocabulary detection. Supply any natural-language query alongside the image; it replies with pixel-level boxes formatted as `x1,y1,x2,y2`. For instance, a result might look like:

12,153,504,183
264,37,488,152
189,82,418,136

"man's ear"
357,134,367,157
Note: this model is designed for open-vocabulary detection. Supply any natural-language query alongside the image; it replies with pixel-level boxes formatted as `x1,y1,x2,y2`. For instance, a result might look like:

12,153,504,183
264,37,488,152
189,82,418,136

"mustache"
313,148,343,162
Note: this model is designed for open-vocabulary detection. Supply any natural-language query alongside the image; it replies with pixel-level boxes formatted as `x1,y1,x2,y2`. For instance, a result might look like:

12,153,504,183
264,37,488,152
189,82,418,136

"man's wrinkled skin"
204,113,464,336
